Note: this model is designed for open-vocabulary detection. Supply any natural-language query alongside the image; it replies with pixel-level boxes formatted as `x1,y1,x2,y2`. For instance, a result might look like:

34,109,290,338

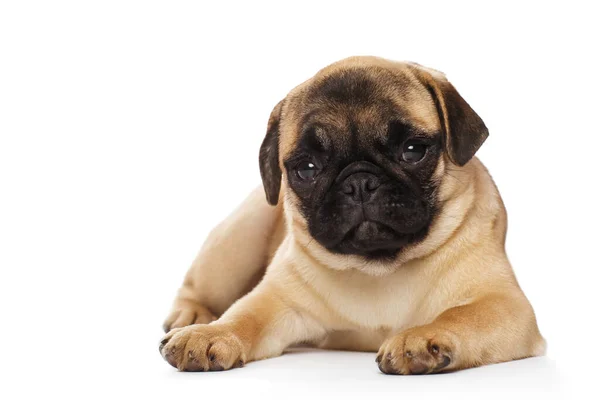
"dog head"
259,57,488,266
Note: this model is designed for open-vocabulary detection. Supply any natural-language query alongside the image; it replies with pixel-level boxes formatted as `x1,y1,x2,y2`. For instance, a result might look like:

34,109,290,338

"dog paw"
163,299,217,332
376,327,456,375
159,324,246,371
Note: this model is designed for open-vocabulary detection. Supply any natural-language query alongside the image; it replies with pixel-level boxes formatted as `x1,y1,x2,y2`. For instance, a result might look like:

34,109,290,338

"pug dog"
159,56,545,374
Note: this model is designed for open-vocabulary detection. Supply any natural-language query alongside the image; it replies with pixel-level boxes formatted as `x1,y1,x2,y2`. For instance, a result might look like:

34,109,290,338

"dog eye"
401,140,428,163
296,160,319,180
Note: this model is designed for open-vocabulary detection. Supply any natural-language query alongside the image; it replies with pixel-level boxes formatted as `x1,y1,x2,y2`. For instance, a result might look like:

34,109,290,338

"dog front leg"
377,293,545,374
160,281,325,371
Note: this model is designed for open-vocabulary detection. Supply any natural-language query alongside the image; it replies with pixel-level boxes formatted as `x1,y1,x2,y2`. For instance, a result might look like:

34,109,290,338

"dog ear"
413,66,489,166
259,99,285,205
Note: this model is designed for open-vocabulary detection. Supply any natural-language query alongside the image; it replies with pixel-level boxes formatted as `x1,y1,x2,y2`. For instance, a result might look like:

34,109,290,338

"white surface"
145,350,564,400
1,1,598,399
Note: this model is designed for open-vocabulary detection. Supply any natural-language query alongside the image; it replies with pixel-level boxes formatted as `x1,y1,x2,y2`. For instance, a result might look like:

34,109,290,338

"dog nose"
342,173,381,202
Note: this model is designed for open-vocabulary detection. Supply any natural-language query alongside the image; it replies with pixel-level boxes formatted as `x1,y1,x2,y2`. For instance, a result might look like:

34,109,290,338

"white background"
1,1,598,399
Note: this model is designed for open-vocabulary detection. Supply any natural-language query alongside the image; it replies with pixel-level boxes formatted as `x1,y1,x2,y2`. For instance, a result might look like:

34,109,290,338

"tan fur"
160,57,544,374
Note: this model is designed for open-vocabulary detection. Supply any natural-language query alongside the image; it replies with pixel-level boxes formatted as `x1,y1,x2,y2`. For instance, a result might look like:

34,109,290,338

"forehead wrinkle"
307,67,381,105
352,101,397,142
283,63,441,159
302,107,348,132
352,64,440,134
315,69,438,135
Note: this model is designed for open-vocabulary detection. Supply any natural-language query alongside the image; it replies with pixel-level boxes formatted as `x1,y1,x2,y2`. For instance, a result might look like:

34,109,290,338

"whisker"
445,171,465,184
305,237,315,249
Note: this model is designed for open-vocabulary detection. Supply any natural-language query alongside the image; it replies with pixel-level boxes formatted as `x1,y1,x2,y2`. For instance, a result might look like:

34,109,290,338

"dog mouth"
309,196,433,260
346,221,397,246
331,220,412,259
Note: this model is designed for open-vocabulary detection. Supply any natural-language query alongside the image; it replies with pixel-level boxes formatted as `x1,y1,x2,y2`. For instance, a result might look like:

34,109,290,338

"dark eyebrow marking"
385,119,414,146
298,125,331,152
377,119,439,154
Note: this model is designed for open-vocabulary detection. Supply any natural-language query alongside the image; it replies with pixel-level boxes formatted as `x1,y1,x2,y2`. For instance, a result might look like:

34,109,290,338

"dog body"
160,57,545,374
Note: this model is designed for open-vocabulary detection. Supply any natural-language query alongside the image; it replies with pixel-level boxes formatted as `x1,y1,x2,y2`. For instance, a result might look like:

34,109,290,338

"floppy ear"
414,68,489,166
259,99,285,205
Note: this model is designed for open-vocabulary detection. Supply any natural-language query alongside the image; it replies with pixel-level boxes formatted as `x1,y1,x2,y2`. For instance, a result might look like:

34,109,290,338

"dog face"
259,57,488,261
